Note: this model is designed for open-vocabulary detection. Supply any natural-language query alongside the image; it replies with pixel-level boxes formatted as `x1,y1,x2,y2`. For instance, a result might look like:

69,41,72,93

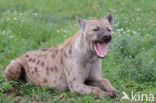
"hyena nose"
102,35,112,41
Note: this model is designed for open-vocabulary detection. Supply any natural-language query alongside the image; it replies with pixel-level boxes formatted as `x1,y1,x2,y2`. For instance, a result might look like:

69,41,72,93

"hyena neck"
74,32,90,52
62,31,98,62
73,31,98,61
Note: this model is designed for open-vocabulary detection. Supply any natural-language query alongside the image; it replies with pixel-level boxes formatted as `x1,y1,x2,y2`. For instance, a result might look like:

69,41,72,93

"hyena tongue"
94,42,108,57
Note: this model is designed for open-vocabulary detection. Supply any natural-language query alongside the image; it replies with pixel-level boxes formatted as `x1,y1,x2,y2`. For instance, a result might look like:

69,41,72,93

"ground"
0,0,156,103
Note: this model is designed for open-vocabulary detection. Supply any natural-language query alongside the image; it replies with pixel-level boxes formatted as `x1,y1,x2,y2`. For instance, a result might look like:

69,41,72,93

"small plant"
118,52,156,83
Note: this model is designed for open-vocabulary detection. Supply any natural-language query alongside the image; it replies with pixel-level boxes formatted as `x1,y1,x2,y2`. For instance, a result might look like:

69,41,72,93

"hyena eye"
107,27,111,32
92,26,100,31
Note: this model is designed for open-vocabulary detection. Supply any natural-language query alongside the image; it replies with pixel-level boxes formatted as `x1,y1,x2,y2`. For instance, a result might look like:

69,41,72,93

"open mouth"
93,41,108,58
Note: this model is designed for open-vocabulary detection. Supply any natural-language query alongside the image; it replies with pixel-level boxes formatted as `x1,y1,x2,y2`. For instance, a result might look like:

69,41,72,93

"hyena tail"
4,56,26,81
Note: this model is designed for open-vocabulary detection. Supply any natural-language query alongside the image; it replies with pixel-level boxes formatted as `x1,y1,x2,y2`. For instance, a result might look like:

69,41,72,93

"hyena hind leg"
4,58,26,81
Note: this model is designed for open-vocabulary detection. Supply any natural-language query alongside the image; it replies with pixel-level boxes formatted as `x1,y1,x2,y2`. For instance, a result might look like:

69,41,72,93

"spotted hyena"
4,13,120,97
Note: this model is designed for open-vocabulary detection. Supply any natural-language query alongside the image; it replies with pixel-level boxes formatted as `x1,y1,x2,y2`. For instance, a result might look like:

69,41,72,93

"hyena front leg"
85,78,120,97
65,67,111,96
65,63,113,97
69,81,111,97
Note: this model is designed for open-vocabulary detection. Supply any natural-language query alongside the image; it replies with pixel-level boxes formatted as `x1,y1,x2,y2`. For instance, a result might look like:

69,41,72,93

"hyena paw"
93,87,106,96
108,87,120,93
113,89,120,94
105,92,116,98
106,88,120,98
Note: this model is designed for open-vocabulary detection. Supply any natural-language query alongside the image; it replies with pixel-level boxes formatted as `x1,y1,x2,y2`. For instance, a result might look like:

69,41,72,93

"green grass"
0,0,156,102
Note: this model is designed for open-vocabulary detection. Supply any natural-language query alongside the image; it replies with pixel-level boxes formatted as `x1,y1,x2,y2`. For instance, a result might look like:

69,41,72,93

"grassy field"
0,0,156,102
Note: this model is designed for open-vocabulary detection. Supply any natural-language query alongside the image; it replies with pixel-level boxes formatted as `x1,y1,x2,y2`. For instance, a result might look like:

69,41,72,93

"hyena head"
76,13,113,58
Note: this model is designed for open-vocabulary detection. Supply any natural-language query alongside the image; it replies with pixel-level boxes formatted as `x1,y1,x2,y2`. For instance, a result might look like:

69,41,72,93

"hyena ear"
105,13,113,28
76,16,86,33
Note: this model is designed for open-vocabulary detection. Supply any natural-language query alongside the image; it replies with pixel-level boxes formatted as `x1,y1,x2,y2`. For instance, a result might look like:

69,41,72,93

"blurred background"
0,0,155,102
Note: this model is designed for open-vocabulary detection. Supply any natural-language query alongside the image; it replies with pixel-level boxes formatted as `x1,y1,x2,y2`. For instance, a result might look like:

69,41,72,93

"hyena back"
5,13,120,97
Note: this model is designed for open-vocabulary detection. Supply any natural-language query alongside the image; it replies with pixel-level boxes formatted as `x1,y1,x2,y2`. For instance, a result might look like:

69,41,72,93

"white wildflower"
137,17,140,20
138,28,141,31
33,13,38,17
2,30,6,35
9,35,14,39
14,17,17,21
21,20,24,23
136,8,140,11
146,34,151,36
6,18,10,21
132,31,136,34
13,11,17,14
56,30,60,33
142,28,145,31
63,29,67,33
127,29,131,32
123,31,126,34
